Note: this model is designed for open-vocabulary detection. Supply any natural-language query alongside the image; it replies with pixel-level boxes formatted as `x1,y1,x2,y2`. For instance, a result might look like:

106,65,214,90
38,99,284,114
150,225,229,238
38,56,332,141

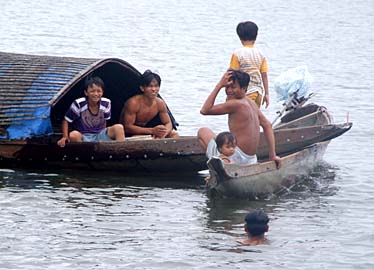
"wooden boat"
0,52,352,173
207,141,331,198
0,122,352,172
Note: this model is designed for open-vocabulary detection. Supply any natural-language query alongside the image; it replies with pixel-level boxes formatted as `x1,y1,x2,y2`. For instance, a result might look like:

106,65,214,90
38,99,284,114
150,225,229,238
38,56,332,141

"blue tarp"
4,107,53,139
1,68,67,139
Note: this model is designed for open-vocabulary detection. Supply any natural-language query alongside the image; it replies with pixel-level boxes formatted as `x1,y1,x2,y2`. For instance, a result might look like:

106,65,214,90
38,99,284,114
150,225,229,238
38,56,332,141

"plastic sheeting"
4,107,53,139
274,65,312,102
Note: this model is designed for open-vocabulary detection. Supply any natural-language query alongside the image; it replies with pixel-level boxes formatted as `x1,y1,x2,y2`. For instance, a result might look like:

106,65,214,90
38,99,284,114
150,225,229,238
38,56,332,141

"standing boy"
57,76,125,147
229,21,270,108
198,70,281,167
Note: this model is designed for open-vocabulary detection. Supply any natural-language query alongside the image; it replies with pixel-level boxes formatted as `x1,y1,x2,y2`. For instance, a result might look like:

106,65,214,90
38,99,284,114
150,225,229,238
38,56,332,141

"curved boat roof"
0,52,176,139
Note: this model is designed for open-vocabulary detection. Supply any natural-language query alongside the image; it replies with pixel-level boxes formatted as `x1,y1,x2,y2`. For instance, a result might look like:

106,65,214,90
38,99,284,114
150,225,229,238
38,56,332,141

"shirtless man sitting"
198,70,281,167
121,70,179,139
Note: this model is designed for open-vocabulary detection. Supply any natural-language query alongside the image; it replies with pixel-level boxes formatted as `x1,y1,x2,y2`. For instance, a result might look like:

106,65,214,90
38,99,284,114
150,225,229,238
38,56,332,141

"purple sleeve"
104,100,111,120
64,100,80,123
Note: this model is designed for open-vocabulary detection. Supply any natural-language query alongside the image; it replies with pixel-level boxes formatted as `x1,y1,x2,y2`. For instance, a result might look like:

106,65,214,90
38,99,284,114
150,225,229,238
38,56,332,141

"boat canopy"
0,52,176,140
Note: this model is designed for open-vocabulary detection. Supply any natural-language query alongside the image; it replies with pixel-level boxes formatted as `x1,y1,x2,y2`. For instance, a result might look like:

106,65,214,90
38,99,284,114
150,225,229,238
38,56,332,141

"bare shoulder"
246,98,259,109
128,94,143,102
156,97,167,110
229,98,255,114
125,95,142,112
237,238,268,246
237,239,249,245
245,98,260,114
225,98,243,111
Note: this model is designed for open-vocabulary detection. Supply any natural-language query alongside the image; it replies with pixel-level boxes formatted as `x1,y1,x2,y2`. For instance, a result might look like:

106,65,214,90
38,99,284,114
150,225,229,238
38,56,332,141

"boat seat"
126,135,153,141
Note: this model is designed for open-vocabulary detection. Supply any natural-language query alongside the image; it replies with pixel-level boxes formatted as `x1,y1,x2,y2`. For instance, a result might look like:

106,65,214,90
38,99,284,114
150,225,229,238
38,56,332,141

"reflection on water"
204,161,338,236
1,162,338,237
0,169,205,189
0,151,369,269
197,161,344,264
0,169,206,210
0,168,209,270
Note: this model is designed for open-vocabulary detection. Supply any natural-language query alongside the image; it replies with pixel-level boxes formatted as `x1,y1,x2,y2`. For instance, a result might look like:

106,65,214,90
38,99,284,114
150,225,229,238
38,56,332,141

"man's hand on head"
218,71,233,89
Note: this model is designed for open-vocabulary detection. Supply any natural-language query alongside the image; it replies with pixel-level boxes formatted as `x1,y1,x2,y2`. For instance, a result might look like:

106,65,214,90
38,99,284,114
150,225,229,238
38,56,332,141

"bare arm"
138,99,174,139
261,72,269,108
200,72,235,115
57,119,70,147
258,110,281,168
158,99,173,136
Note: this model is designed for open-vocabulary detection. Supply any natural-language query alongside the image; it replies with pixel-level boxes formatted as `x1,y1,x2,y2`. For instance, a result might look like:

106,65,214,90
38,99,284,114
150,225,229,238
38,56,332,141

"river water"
0,0,373,269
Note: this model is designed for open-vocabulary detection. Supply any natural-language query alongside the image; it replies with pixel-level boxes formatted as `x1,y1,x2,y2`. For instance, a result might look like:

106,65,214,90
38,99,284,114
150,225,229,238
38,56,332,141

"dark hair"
245,210,269,236
228,69,250,89
85,76,105,91
141,69,161,87
215,131,236,150
236,21,258,41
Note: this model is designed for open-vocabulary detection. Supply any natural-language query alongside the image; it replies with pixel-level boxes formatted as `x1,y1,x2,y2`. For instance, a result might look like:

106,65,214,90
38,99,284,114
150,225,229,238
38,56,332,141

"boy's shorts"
82,129,112,142
206,139,257,165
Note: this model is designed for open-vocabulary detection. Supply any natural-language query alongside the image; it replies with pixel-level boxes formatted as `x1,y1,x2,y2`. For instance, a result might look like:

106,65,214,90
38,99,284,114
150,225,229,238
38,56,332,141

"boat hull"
0,136,206,173
207,141,330,197
0,123,352,173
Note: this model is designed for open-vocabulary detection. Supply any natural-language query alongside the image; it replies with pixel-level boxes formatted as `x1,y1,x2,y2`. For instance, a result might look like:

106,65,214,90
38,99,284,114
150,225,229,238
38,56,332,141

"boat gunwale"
221,141,330,178
274,107,331,130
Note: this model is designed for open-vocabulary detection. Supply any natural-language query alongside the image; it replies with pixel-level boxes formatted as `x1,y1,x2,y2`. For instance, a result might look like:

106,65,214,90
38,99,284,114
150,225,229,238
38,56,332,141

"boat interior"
50,61,142,133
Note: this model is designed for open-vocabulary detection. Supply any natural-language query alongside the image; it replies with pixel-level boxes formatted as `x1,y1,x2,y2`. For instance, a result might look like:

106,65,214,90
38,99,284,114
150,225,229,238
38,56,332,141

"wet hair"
141,69,161,87
84,76,105,91
236,21,258,41
228,69,250,89
245,210,269,236
215,131,236,152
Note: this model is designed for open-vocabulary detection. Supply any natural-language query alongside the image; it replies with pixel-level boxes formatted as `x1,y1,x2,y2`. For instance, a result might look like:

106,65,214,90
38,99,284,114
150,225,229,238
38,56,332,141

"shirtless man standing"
121,70,178,139
198,70,281,166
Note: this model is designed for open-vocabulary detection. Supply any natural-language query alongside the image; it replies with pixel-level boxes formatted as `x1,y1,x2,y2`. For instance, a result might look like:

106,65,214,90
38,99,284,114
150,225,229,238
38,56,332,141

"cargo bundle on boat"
0,52,351,173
